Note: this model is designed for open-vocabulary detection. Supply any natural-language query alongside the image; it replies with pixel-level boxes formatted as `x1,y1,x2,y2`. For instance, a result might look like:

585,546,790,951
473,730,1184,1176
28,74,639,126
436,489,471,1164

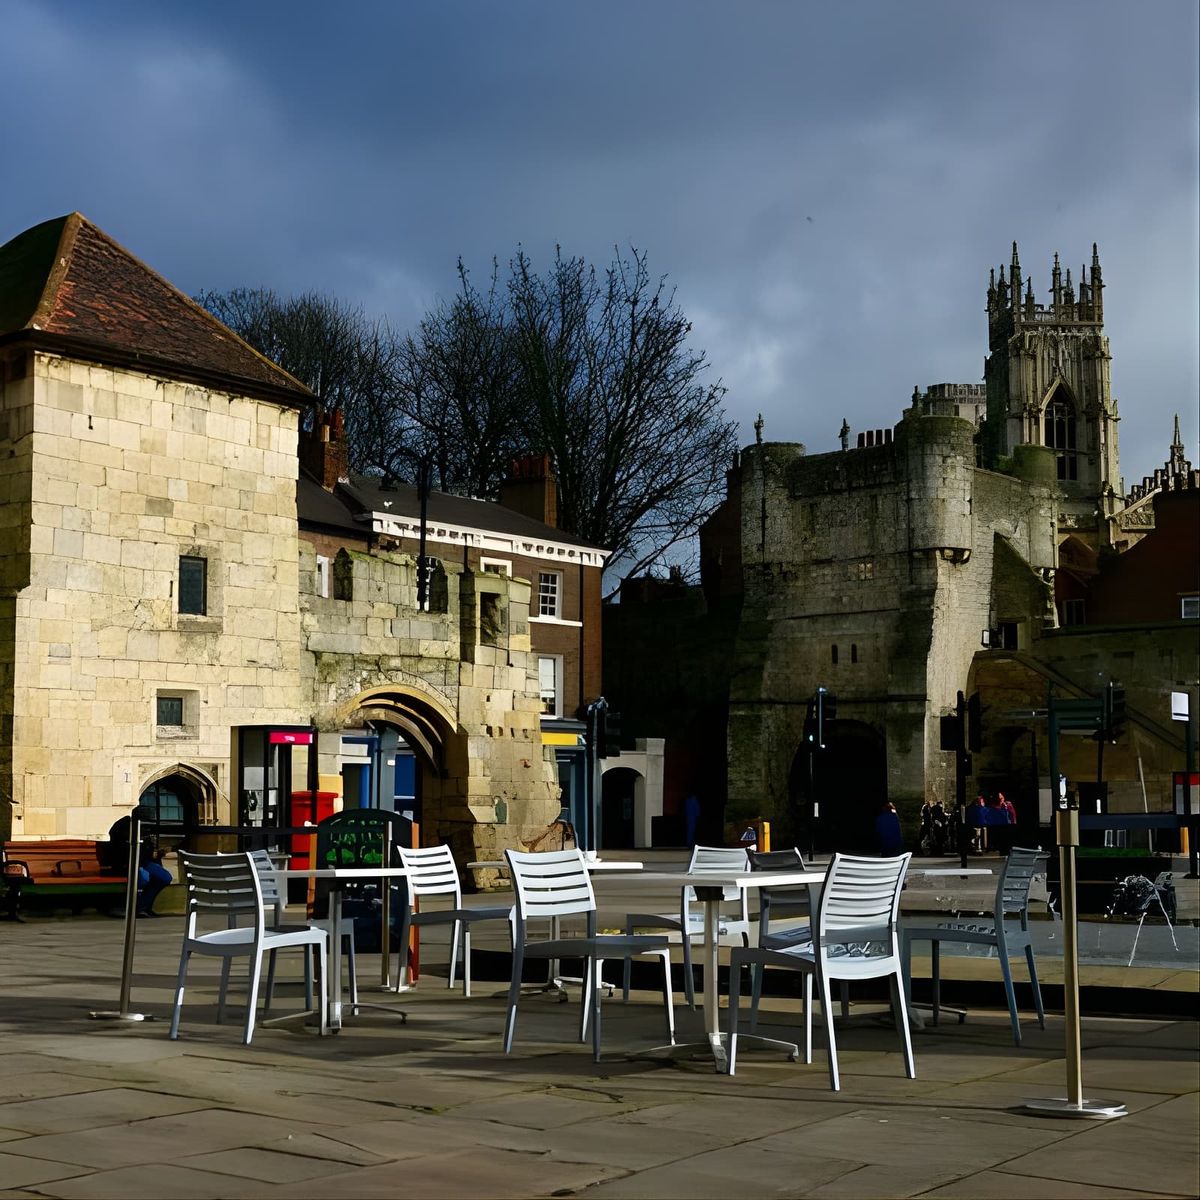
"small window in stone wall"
480,592,505,645
333,548,354,601
1061,598,1086,626
831,644,839,665
178,555,207,615
1182,595,1199,620
850,644,858,664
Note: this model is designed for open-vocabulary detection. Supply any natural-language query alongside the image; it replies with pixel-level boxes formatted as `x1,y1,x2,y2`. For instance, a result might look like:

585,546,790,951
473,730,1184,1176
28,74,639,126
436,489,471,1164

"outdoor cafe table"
275,865,409,1031
598,866,826,1071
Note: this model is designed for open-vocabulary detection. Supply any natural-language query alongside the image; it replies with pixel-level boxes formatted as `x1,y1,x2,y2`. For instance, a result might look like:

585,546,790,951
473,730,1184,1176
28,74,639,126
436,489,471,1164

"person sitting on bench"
108,810,171,917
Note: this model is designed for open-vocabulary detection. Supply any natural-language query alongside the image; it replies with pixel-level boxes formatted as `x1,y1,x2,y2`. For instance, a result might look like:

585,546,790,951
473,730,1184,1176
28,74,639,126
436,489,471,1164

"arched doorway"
601,767,641,850
137,764,212,833
338,684,459,848
789,719,887,854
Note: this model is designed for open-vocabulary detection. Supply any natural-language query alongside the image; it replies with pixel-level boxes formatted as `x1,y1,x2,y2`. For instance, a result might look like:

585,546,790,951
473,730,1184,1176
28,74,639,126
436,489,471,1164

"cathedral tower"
983,242,1121,545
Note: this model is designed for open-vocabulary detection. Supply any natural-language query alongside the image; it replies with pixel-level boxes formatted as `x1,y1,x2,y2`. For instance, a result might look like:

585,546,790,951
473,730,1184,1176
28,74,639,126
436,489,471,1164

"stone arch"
788,718,887,854
337,682,459,774
600,764,643,850
136,761,219,829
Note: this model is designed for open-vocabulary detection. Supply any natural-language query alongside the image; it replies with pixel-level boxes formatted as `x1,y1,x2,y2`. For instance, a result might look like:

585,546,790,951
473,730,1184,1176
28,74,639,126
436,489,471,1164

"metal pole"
808,745,816,861
89,813,155,1022
1059,807,1083,1108
380,826,392,987
1021,708,1124,1120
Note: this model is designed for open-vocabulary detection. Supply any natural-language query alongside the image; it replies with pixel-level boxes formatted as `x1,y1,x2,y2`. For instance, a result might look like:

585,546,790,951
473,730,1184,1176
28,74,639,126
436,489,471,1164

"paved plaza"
0,881,1197,1200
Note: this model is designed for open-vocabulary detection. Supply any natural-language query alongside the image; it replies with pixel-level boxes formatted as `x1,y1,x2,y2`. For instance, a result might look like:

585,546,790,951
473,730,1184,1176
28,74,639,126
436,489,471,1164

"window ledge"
155,725,199,741
176,616,223,633
530,615,583,628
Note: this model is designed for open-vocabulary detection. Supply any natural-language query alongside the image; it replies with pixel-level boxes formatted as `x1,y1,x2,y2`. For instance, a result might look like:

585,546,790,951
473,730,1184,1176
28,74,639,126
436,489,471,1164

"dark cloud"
2,0,1196,483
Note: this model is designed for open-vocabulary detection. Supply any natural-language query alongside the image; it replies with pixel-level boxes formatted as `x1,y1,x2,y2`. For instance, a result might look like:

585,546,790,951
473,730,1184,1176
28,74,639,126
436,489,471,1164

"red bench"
2,839,127,920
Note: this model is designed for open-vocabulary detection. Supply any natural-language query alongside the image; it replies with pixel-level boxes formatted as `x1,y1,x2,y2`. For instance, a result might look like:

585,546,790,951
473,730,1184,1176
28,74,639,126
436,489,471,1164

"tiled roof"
297,469,371,537
339,474,605,551
0,213,311,403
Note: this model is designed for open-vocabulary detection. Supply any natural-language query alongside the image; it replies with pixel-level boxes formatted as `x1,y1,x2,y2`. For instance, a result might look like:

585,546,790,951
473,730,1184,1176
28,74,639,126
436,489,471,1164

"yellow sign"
542,731,584,747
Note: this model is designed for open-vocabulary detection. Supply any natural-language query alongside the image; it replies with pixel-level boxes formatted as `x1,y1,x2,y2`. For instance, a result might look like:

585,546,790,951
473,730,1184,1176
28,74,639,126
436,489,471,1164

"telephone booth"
232,724,316,847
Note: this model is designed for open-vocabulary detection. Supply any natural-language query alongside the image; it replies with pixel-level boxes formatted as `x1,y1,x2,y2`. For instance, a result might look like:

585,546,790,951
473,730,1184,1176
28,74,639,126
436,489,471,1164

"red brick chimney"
299,410,349,490
498,454,557,527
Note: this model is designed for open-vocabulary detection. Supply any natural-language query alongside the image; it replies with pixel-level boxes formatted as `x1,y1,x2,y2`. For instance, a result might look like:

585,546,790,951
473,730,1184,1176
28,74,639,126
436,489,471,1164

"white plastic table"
600,867,826,1070
275,866,409,1030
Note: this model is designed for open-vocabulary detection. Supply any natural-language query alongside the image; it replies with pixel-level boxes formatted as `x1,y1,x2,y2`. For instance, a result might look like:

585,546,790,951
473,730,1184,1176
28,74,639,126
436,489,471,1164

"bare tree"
506,247,736,585
199,248,736,592
195,287,400,435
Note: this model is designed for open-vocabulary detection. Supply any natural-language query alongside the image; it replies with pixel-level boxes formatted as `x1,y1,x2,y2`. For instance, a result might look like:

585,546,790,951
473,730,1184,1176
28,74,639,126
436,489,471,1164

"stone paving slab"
0,905,1195,1198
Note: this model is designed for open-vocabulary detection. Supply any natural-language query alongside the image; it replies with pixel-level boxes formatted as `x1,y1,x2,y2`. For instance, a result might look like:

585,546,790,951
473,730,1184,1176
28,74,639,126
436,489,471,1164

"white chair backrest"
685,844,750,906
249,848,285,920
506,849,595,922
997,847,1044,920
398,844,463,902
817,852,910,952
180,851,264,932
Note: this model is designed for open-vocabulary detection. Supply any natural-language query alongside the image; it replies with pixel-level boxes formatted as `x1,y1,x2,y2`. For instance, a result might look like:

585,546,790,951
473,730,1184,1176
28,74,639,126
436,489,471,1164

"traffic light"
967,691,983,753
940,713,963,753
605,710,623,757
1103,681,1127,742
816,688,836,749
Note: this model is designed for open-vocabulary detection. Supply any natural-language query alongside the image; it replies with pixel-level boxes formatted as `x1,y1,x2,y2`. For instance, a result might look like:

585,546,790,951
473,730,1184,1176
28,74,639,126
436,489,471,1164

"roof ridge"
27,212,81,332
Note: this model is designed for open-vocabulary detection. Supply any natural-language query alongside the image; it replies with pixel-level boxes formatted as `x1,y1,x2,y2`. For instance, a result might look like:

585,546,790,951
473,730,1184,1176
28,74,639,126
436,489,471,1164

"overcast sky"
3,1,1196,487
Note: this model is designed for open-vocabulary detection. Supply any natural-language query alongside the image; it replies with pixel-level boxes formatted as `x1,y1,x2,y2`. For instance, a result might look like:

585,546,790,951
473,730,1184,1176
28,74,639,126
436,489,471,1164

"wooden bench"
2,839,127,920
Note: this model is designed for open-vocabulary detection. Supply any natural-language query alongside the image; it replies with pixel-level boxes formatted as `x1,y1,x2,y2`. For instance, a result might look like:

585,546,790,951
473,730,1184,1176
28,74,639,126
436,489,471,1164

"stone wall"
299,542,560,863
1,352,305,840
727,415,1057,839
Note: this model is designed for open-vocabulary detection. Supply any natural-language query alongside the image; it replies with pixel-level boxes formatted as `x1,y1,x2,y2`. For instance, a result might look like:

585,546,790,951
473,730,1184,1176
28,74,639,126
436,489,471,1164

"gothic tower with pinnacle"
982,241,1121,545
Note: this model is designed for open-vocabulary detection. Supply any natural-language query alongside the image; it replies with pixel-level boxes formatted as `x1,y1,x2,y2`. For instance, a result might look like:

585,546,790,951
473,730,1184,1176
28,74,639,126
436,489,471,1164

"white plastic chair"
727,852,915,1091
394,844,513,997
902,847,1046,1045
247,849,358,1013
169,851,328,1044
504,849,675,1061
623,844,751,1007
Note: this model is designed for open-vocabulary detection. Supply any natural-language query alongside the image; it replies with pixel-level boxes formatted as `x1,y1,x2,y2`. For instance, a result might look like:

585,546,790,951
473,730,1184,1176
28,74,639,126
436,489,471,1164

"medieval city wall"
728,416,1057,836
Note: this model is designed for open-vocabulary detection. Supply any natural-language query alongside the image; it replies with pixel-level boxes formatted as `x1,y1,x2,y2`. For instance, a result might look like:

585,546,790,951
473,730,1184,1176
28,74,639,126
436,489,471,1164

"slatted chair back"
249,849,286,924
686,844,751,908
996,847,1043,925
506,849,596,928
817,852,910,954
398,844,463,903
750,847,810,941
179,851,264,933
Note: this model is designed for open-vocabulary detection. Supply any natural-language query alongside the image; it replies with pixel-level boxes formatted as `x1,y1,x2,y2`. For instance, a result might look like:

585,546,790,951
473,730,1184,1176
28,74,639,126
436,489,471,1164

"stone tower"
983,242,1121,545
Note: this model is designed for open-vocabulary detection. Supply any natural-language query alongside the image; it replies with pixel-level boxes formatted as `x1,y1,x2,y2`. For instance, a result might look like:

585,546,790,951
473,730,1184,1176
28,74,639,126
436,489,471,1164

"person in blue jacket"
875,802,904,857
